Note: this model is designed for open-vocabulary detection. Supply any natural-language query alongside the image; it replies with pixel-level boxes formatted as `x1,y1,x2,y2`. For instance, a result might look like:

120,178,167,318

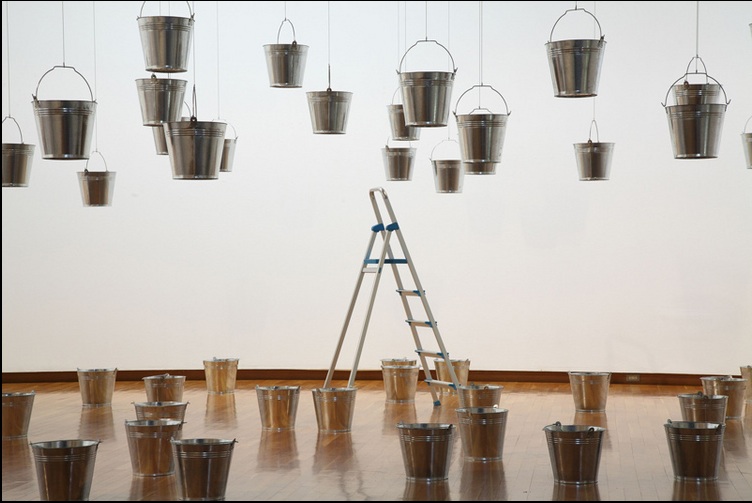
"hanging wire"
92,0,98,152
284,1,287,21
216,0,221,119
478,1,483,88
327,1,331,90
191,0,197,118
61,1,66,66
4,1,11,118
446,0,451,140
694,0,700,71
592,1,597,122
424,1,428,40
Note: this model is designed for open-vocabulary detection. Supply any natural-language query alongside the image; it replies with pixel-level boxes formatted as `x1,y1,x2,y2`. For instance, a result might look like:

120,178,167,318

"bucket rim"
256,384,301,392
397,422,454,430
170,437,237,446
456,407,508,414
543,422,606,433
31,439,101,449
77,367,117,372
132,401,188,406
2,391,36,398
124,418,183,427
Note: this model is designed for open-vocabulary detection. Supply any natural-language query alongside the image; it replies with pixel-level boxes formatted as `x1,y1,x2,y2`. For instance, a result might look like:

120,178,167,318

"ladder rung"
424,379,457,389
397,289,422,297
406,319,433,327
362,267,380,273
364,258,407,265
415,349,444,359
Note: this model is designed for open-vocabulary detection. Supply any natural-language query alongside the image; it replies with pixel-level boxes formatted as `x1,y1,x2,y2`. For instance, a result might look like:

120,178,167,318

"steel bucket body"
673,83,721,105
77,170,116,207
264,43,308,88
456,113,508,174
387,104,420,141
456,407,508,462
125,419,183,476
397,423,455,481
306,90,353,134
743,133,752,169
399,71,455,127
143,374,186,403
458,384,503,409
381,365,419,403
31,439,100,501
138,15,193,73
546,39,605,98
431,159,464,194
171,438,236,501
568,372,611,412
700,376,747,419
312,387,357,433
664,420,724,481
256,385,300,431
164,120,227,180
33,99,96,160
77,368,117,407
381,358,417,367
665,103,726,159
136,78,187,126
203,358,239,394
742,365,752,402
574,141,614,181
382,146,416,181
2,391,35,439
678,393,728,424
220,137,236,173
544,423,605,485
2,143,34,187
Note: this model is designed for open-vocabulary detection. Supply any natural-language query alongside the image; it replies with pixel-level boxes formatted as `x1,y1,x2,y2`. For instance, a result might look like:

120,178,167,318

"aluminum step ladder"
323,187,460,406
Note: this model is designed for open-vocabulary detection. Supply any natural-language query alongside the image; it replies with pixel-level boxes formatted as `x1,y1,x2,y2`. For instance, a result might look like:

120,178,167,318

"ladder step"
362,267,380,273
397,289,422,297
364,258,407,265
424,379,457,390
406,319,434,327
415,349,444,359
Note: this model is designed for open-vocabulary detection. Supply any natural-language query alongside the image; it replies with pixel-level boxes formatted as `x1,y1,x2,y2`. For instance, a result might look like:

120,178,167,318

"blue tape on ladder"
371,223,385,232
386,222,399,231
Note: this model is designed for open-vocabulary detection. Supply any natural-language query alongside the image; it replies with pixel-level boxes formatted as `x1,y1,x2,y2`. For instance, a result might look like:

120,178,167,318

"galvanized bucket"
2,391,35,439
574,120,614,181
742,365,752,402
430,139,464,194
677,392,728,424
125,419,183,477
388,88,420,141
700,376,747,419
220,123,237,173
664,420,724,481
397,422,454,481
663,57,729,159
137,1,194,73
263,18,308,88
136,75,187,126
454,84,510,175
306,88,353,134
171,438,236,501
382,142,416,181
458,384,503,409
434,357,470,396
256,385,300,431
133,400,189,423
568,371,611,412
312,387,357,433
2,116,34,187
77,368,117,407
77,151,116,207
456,407,508,462
544,422,605,485
31,439,100,501
673,83,721,105
381,358,417,367
32,65,96,160
164,118,227,180
143,374,186,402
381,365,419,404
545,7,606,98
203,357,239,394
743,117,752,169
398,39,457,127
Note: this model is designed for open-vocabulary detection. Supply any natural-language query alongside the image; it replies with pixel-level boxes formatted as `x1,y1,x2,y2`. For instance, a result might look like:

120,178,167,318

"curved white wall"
2,1,751,374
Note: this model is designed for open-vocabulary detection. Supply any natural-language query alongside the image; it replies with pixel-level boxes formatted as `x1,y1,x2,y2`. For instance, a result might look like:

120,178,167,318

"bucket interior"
264,43,309,88
2,143,35,187
546,39,605,98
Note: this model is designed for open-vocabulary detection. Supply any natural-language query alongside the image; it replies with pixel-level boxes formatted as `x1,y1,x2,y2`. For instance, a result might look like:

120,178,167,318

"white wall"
2,1,751,375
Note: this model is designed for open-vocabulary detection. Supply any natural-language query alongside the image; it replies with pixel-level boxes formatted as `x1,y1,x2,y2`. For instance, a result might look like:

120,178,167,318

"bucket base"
463,161,497,175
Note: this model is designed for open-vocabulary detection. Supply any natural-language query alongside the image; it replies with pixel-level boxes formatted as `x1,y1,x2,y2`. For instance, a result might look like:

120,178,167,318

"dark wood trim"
1,369,725,386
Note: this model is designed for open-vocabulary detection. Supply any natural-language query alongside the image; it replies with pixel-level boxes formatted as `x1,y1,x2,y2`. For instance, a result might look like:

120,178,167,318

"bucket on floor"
136,75,187,126
306,89,353,134
164,118,227,180
2,116,35,188
125,419,183,477
458,384,503,409
203,358,239,394
77,151,116,207
143,374,186,403
172,438,236,501
263,18,308,88
256,385,300,431
700,376,747,419
382,365,419,403
397,422,455,481
741,365,752,402
454,84,510,175
398,39,457,127
133,401,189,423
77,368,117,407
456,407,508,462
382,143,417,181
434,358,470,395
219,123,237,173
2,391,35,439
574,120,614,181
430,139,464,194
32,65,96,160
387,88,420,141
664,419,725,481
743,118,752,169
545,7,606,98
312,387,357,433
678,392,728,424
31,439,100,501
137,1,194,73
544,422,605,485
568,371,610,412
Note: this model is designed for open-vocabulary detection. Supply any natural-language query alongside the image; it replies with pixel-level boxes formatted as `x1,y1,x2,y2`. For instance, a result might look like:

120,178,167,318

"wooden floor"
2,379,751,501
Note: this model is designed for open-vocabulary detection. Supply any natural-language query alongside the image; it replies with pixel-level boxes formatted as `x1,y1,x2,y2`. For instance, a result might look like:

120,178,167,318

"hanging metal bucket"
664,420,725,481
306,89,353,134
663,58,729,160
164,118,226,180
545,7,606,98
388,88,420,141
32,65,96,160
151,125,169,155
263,18,308,88
220,124,237,173
136,75,187,126
398,39,457,127
382,142,416,181
673,83,721,105
137,1,194,73
430,139,464,194
454,84,510,175
574,120,614,181
743,117,752,169
77,151,116,207
2,116,34,187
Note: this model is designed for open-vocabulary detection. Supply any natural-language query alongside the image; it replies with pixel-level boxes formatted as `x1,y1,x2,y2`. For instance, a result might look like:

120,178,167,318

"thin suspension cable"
694,0,700,69
192,0,197,117
424,1,428,40
284,1,287,20
479,1,483,87
92,1,98,152
592,1,596,122
396,2,399,67
446,0,451,140
327,1,331,89
5,1,11,117
216,0,221,119
61,1,66,65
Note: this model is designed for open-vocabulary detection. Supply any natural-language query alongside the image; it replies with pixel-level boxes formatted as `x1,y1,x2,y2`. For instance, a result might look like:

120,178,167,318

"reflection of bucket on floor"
544,422,605,485
77,368,117,407
312,387,357,433
403,480,451,501
397,422,455,482
700,376,747,419
382,365,419,403
552,482,601,501
678,392,728,424
460,460,507,501
125,419,183,477
203,358,239,394
129,473,178,501
78,406,116,442
257,430,299,471
31,439,100,501
458,384,502,408
665,420,725,481
172,438,236,501
143,374,186,403
568,371,610,412
456,407,508,462
256,385,300,431
382,403,418,436
2,391,35,439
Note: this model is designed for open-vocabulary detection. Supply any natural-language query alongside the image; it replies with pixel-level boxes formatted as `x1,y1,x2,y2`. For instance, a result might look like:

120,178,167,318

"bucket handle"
586,119,601,143
1,115,25,143
548,7,604,43
744,115,752,134
397,39,457,75
453,84,510,116
275,18,299,45
429,138,460,161
82,150,110,173
385,136,414,149
390,87,403,105
661,57,730,107
33,65,94,102
138,1,193,20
